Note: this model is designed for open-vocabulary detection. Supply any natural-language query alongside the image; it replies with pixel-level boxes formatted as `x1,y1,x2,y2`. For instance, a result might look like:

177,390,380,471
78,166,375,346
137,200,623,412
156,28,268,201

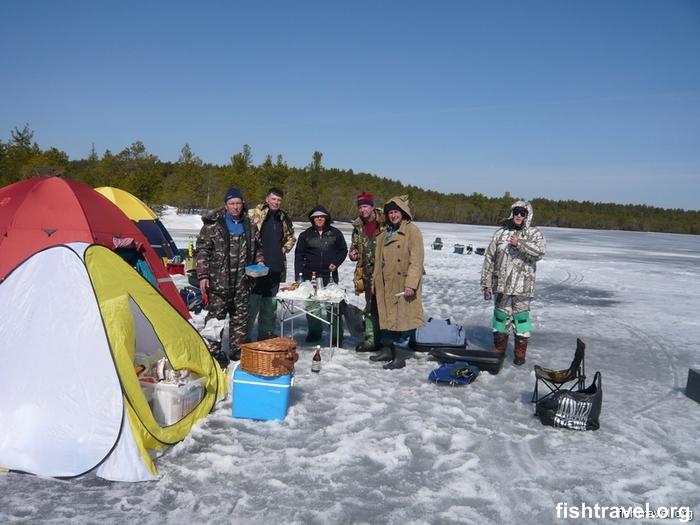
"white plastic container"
142,376,206,427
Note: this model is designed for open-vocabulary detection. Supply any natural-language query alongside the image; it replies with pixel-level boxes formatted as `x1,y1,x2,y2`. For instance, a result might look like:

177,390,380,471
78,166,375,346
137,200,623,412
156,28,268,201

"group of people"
195,186,545,370
195,187,294,367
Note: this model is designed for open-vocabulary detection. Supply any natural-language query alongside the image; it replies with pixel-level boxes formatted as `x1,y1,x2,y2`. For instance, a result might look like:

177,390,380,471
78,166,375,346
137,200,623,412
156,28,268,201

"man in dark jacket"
196,188,264,366
294,205,348,343
248,188,296,340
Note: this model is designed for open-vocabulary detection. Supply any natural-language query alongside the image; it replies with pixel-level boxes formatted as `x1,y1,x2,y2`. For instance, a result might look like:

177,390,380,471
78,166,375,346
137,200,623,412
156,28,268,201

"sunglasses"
513,208,528,217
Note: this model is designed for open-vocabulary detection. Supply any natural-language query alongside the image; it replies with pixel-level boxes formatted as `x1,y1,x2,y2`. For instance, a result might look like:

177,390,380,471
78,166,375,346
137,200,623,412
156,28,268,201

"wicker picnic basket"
240,337,299,377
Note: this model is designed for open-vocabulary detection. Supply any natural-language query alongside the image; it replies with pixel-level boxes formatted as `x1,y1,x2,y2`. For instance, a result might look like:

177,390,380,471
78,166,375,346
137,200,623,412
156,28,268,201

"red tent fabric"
0,177,189,318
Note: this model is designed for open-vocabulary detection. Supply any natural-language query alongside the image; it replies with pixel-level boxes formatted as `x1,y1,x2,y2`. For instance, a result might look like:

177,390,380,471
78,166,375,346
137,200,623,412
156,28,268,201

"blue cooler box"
232,365,293,420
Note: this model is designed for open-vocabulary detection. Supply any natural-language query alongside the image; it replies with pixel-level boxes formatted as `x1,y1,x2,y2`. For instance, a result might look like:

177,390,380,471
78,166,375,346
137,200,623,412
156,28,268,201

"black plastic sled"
429,347,505,375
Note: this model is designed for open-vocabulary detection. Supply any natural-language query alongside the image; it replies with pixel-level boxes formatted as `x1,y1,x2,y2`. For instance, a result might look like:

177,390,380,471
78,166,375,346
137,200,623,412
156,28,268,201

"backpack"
179,286,203,314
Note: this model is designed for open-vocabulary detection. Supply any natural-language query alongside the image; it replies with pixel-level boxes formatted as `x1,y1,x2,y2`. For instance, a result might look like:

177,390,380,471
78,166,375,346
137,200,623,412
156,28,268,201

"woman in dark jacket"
294,205,348,343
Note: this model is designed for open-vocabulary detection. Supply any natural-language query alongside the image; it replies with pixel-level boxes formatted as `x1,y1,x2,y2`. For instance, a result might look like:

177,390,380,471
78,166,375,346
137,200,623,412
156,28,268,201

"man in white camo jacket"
481,200,546,366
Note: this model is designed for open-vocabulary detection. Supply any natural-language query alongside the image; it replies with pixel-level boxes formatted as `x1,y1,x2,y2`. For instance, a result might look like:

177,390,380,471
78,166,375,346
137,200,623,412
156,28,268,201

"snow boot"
383,346,406,370
369,346,393,362
514,335,528,366
492,332,508,355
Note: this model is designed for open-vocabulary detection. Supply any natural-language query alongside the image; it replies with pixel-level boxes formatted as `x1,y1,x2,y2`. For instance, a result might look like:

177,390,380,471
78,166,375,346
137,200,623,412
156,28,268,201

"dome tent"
0,243,225,481
95,186,180,260
0,176,189,318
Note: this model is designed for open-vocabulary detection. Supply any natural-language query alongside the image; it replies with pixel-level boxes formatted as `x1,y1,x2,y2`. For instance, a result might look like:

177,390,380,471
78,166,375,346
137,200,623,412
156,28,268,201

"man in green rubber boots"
248,187,296,341
348,192,385,352
481,200,546,366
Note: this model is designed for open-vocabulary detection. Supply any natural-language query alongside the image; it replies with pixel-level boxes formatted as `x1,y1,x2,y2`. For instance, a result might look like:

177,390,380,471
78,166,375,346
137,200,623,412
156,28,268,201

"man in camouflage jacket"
481,200,546,366
349,192,385,352
196,188,264,366
248,187,296,340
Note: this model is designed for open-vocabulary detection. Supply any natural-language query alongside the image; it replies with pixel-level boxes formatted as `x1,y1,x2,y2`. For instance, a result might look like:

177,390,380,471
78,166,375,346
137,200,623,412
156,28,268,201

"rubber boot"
369,346,393,361
514,335,528,366
258,297,277,340
492,332,508,354
364,310,380,350
383,345,406,370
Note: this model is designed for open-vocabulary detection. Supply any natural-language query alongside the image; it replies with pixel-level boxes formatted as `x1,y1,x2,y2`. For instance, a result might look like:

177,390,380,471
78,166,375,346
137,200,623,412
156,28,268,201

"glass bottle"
311,271,317,294
311,345,322,373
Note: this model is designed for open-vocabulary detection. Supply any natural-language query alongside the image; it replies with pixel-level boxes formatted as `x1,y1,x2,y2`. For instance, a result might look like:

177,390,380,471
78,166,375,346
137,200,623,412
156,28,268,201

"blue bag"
428,361,480,386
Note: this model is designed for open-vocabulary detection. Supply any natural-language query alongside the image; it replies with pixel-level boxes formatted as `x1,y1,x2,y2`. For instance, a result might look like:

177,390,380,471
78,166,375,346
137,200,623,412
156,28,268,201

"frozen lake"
1,211,698,524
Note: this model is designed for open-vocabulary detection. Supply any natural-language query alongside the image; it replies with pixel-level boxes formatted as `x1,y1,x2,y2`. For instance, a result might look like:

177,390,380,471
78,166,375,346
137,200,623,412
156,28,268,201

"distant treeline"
1,125,698,234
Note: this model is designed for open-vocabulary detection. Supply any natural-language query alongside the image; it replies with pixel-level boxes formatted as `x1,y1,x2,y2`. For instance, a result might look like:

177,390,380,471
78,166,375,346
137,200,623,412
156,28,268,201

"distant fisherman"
481,200,546,366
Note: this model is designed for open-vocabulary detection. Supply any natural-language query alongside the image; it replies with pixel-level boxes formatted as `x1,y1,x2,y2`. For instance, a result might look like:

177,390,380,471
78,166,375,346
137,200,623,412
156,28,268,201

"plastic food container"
245,264,270,278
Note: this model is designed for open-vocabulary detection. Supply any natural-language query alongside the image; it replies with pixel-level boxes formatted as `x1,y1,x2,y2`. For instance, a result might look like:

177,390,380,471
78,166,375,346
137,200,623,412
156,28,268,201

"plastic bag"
536,372,602,431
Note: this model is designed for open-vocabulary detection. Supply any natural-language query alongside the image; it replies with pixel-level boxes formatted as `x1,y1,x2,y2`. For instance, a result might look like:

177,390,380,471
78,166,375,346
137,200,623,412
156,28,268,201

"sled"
429,347,505,375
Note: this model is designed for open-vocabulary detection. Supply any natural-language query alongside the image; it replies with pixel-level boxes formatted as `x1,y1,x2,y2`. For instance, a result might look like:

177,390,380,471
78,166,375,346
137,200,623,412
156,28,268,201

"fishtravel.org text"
555,502,693,522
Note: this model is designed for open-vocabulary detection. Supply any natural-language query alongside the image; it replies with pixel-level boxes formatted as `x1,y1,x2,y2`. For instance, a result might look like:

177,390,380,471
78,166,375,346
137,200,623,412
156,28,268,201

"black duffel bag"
536,371,602,431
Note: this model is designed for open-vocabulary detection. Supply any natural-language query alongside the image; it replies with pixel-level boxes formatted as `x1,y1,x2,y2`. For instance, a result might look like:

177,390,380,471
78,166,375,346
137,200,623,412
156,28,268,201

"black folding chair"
531,338,586,404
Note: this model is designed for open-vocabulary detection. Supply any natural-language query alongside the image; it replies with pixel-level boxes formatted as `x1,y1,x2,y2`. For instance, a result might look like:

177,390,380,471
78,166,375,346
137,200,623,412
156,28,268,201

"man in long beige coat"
371,195,425,369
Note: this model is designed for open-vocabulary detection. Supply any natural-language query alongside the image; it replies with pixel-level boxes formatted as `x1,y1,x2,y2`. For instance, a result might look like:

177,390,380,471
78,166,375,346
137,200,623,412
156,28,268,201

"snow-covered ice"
1,207,698,524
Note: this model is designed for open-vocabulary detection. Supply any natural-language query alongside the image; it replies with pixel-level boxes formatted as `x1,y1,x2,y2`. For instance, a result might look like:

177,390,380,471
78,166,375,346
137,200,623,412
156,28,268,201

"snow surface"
1,207,699,524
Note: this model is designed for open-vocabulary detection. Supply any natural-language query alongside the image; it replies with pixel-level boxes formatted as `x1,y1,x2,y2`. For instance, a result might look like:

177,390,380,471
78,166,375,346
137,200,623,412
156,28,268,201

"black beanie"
384,201,401,214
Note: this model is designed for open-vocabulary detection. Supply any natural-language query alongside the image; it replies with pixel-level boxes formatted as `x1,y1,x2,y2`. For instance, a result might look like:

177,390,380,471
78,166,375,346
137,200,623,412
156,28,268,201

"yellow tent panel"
95,186,158,221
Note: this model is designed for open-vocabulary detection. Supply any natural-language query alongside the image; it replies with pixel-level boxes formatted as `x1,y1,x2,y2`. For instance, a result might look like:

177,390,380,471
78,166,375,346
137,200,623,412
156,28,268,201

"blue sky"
1,1,699,210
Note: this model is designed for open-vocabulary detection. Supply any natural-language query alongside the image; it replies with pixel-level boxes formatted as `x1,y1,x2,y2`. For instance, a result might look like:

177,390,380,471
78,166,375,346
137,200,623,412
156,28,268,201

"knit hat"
357,192,374,207
224,187,243,202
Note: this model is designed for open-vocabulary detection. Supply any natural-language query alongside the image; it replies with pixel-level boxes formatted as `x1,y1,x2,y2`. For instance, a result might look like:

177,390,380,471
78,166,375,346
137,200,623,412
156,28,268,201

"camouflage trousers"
205,283,251,357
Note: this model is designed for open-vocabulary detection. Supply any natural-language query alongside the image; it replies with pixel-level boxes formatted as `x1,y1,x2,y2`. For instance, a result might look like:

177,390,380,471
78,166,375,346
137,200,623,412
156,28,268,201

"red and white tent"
0,176,189,318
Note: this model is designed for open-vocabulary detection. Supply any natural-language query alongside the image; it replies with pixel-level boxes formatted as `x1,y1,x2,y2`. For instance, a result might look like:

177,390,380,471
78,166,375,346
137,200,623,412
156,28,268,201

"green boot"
363,311,380,351
258,296,277,340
